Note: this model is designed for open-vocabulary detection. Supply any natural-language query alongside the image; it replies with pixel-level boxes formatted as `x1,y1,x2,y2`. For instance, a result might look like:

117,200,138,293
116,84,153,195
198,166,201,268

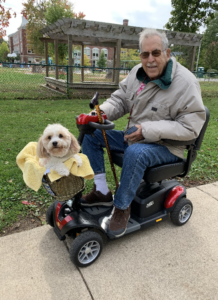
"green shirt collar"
136,58,173,90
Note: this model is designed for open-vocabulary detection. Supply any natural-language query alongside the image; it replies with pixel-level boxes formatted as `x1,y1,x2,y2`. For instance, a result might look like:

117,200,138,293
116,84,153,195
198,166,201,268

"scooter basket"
42,173,85,201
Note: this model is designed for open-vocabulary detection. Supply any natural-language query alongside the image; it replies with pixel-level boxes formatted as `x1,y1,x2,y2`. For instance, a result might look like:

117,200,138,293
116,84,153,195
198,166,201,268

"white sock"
94,173,109,195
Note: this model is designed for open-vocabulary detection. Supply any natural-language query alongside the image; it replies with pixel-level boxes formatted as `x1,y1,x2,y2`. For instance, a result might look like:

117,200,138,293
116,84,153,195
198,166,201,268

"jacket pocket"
150,103,170,121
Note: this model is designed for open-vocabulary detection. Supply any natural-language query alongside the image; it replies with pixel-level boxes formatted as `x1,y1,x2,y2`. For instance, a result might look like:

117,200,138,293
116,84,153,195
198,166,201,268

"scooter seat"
111,151,186,184
143,160,186,183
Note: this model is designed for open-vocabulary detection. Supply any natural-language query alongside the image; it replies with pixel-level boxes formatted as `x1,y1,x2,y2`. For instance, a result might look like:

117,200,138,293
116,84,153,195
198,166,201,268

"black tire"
69,231,103,268
170,198,193,226
46,202,55,227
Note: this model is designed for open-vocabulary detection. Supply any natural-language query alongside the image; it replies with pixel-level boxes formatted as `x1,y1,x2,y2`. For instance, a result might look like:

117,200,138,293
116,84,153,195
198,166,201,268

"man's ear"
36,136,48,158
166,48,171,60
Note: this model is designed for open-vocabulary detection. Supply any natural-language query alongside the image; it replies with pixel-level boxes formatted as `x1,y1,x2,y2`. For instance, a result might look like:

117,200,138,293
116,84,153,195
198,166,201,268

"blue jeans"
82,129,180,210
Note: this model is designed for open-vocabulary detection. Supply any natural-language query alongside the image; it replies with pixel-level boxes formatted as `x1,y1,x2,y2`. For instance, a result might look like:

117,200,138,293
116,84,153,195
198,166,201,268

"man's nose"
148,53,155,62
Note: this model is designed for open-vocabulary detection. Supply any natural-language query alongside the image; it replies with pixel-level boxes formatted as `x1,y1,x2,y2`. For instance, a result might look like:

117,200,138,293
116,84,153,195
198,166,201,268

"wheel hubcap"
78,240,100,264
179,204,192,223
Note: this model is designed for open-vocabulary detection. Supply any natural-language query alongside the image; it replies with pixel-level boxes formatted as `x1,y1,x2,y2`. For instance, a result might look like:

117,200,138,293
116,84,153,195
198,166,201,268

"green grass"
0,67,63,99
0,81,218,233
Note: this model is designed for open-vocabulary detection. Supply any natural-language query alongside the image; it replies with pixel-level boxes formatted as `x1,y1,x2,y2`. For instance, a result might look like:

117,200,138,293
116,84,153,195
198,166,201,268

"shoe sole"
80,200,114,207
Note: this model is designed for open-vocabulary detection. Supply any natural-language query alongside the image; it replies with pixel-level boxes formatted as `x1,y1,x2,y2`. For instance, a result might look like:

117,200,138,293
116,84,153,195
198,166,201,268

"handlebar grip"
89,92,99,109
88,119,115,130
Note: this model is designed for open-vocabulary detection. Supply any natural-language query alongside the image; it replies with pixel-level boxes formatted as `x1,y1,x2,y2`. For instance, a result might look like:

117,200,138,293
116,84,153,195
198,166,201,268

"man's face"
140,35,171,80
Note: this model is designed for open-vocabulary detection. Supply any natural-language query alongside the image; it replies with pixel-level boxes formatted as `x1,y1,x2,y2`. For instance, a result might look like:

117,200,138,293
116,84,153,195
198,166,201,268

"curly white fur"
37,124,82,176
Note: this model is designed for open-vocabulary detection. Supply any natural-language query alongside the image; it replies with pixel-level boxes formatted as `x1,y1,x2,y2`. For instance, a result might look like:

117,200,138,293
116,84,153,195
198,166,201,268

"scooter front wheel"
69,231,103,267
46,202,55,227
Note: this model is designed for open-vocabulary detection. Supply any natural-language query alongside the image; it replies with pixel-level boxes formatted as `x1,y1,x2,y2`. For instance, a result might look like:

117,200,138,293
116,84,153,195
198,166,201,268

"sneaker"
81,185,113,207
107,206,131,237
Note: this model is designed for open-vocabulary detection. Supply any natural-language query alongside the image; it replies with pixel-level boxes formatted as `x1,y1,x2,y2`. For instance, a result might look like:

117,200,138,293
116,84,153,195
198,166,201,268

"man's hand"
125,125,143,142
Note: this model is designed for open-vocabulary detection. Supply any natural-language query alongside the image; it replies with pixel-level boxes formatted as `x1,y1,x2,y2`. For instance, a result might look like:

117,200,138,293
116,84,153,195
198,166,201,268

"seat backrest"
194,106,210,150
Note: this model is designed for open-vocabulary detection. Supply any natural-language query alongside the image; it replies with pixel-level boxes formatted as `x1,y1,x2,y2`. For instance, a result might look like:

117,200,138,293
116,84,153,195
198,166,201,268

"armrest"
162,139,196,146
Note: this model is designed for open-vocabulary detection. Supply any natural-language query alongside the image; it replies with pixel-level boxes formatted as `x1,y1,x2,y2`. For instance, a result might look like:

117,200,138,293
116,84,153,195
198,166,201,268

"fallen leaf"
8,179,13,183
22,201,31,205
5,161,9,164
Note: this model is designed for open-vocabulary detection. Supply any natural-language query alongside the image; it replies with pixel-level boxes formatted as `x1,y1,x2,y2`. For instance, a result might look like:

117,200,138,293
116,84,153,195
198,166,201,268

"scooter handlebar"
89,92,99,109
88,119,115,130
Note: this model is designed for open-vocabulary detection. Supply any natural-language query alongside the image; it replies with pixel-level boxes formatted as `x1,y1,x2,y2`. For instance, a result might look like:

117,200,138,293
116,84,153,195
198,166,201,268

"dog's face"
36,124,80,158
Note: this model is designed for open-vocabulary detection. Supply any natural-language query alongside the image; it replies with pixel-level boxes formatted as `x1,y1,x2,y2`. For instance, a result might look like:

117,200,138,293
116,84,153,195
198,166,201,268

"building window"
84,47,90,57
92,48,99,60
102,48,108,58
74,50,81,57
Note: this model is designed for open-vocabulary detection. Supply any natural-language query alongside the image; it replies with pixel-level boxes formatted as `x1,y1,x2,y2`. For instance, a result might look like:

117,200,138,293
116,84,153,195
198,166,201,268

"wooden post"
44,40,49,78
81,44,84,82
54,39,59,79
115,39,121,85
190,46,197,72
68,35,73,83
113,47,116,82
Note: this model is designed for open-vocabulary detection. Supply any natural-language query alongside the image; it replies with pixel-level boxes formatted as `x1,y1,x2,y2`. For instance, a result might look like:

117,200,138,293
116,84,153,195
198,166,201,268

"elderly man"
81,28,206,237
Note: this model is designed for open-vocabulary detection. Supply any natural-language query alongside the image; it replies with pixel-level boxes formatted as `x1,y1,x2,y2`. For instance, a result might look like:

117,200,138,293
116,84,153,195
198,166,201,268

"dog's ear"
36,136,48,158
69,133,81,154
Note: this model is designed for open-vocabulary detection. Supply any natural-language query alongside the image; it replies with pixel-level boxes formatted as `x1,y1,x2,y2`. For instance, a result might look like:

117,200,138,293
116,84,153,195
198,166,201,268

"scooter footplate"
83,206,112,216
126,218,141,234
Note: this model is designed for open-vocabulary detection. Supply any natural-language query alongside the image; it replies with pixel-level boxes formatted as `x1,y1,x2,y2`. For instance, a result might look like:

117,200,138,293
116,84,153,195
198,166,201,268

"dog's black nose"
53,141,58,147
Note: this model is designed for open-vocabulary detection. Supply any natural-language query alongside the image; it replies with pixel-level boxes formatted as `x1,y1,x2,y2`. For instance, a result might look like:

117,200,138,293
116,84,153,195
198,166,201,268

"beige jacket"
100,57,206,158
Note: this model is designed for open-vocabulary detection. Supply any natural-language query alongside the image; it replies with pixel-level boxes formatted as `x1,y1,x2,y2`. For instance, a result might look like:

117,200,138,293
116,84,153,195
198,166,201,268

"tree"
165,0,218,33
0,0,16,38
197,12,218,69
0,41,9,61
121,48,140,69
22,0,85,62
204,41,218,70
84,54,91,66
96,50,107,68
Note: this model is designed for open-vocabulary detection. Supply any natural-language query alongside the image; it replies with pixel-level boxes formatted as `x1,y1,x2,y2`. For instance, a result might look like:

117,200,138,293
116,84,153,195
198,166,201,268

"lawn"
0,81,218,234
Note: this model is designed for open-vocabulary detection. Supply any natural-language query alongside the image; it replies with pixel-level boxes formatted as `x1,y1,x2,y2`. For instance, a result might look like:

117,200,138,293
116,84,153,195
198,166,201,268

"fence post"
66,65,69,98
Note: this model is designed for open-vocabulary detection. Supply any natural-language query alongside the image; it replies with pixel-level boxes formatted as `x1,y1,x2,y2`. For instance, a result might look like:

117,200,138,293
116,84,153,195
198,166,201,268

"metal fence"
0,62,131,100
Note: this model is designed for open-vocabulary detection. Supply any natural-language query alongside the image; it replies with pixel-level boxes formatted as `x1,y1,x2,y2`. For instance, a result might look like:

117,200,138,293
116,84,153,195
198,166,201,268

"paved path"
1,183,218,300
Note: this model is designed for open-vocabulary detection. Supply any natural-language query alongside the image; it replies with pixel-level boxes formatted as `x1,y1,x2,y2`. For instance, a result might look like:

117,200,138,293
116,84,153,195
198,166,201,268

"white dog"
37,124,82,176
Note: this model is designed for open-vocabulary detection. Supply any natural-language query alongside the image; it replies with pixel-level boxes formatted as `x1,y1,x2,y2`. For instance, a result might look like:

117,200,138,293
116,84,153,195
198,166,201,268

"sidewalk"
1,183,218,300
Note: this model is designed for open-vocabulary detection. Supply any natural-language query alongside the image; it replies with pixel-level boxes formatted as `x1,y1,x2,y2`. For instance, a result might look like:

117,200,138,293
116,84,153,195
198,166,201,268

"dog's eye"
59,134,63,138
48,136,51,140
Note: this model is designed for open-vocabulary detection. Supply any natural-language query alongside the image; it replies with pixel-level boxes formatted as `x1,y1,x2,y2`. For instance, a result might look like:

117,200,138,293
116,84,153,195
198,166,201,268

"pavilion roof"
40,18,202,48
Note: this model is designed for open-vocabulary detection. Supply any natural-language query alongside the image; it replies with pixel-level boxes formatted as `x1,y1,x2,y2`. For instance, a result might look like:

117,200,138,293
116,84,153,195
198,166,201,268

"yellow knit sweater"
16,142,94,192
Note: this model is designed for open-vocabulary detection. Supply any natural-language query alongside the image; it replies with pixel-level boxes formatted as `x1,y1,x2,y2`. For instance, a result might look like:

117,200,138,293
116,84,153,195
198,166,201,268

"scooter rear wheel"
69,231,103,267
170,198,193,226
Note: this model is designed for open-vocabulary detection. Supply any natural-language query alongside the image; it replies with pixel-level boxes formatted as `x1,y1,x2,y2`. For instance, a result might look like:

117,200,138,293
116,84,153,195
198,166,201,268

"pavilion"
40,18,202,96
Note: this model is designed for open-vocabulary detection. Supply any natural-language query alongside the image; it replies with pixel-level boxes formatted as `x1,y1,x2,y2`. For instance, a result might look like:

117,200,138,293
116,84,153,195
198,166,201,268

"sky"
3,0,173,40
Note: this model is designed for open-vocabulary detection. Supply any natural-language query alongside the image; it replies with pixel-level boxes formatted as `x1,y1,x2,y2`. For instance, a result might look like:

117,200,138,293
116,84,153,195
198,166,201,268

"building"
8,16,43,63
74,46,114,67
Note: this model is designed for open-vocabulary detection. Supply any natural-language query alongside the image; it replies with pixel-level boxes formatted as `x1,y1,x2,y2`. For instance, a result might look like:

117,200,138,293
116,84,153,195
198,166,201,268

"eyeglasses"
140,49,166,59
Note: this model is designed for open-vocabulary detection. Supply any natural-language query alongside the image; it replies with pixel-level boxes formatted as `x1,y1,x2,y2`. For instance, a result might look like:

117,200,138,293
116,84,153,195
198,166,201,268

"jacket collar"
136,57,177,90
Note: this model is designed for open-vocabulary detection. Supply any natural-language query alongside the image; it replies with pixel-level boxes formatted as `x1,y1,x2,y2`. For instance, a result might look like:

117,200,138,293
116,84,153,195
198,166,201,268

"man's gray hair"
139,28,169,53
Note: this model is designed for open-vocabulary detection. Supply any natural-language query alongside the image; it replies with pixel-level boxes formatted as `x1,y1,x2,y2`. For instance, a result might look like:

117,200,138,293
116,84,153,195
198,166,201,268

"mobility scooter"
44,93,210,268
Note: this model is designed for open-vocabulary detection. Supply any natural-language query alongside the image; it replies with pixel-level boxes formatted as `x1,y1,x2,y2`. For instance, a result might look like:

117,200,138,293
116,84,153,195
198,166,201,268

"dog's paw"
58,168,70,176
74,154,83,167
